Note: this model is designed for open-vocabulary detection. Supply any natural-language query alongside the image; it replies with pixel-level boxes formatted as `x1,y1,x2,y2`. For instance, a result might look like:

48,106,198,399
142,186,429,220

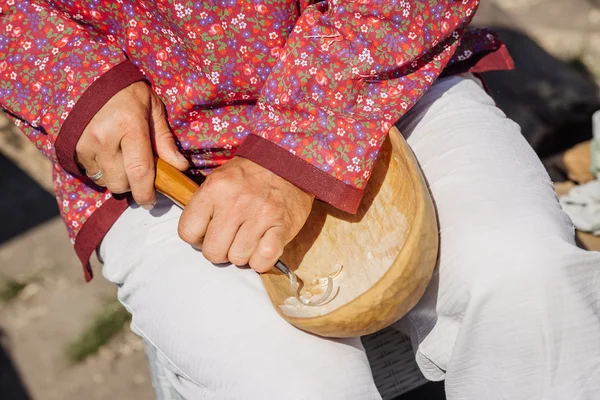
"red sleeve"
237,0,481,213
0,1,145,178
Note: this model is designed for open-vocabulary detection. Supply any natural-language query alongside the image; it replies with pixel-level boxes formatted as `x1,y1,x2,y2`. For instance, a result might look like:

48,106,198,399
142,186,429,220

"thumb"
150,96,189,171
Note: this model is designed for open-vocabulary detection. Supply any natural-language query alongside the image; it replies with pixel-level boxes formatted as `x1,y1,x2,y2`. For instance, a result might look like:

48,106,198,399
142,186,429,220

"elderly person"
2,0,599,399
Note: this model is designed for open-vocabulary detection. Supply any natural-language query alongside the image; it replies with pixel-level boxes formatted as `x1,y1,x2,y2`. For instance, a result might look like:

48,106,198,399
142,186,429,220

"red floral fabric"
0,0,512,278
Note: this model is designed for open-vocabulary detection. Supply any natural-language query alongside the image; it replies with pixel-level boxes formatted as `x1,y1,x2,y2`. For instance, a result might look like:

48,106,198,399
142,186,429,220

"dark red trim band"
236,134,364,214
74,195,130,281
55,60,146,178
466,43,514,73
442,43,514,77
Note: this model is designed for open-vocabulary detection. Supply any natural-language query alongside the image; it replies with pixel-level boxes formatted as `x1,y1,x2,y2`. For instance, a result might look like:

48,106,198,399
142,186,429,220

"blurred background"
1,0,600,399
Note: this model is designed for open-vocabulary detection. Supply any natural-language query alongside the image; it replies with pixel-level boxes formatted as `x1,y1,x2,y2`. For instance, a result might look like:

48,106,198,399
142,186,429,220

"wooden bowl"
260,127,439,337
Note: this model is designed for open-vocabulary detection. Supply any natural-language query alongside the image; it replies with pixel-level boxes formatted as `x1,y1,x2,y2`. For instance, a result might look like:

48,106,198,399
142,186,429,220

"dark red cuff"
74,194,130,281
236,134,364,214
442,43,514,76
55,60,146,178
466,43,514,73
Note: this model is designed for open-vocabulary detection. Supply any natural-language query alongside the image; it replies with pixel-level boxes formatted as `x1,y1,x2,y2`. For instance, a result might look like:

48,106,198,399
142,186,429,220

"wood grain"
155,127,439,338
154,158,199,208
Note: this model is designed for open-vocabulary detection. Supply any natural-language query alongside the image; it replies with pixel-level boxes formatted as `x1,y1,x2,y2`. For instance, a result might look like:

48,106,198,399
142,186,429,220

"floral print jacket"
0,0,512,279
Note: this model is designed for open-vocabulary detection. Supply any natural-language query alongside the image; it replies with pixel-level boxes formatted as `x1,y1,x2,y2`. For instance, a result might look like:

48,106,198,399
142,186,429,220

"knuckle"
126,162,154,180
250,261,271,274
261,203,281,218
234,191,253,206
201,177,225,193
105,177,130,193
258,244,280,261
116,111,137,130
84,121,104,141
108,183,130,194
132,191,154,206
228,253,249,266
131,82,152,101
202,248,227,264
177,222,197,244
100,137,113,153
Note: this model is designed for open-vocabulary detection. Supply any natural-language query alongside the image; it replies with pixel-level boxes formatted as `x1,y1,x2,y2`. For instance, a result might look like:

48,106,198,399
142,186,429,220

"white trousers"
100,74,600,400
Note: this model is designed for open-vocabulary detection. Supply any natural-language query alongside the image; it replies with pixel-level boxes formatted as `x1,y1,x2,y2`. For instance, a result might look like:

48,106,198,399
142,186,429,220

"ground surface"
1,1,599,399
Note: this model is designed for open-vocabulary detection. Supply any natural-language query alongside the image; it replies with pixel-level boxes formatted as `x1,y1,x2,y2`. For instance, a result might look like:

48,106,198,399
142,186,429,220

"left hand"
177,157,314,272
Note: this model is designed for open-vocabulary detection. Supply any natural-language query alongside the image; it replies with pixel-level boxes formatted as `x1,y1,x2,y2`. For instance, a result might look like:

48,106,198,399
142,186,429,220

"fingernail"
142,203,155,211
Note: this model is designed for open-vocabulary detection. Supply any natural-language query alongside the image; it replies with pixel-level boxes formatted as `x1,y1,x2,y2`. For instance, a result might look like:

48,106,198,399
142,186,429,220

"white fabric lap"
394,74,600,399
99,195,380,400
100,73,600,399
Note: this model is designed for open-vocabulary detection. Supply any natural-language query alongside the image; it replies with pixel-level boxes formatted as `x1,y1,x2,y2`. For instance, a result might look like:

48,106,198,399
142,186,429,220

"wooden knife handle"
154,158,199,207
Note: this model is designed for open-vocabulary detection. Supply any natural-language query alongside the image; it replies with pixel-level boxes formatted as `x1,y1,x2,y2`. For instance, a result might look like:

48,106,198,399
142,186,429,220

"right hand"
76,82,189,209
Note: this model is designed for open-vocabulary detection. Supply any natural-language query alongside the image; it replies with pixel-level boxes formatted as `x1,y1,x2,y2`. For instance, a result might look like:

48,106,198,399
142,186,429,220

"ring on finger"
86,169,104,181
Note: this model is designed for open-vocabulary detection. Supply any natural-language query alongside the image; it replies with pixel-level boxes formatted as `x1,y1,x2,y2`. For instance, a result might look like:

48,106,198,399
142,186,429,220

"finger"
75,137,105,186
227,220,264,266
178,189,212,248
120,123,156,210
150,95,189,171
83,158,106,187
97,151,129,193
201,213,241,264
249,227,286,273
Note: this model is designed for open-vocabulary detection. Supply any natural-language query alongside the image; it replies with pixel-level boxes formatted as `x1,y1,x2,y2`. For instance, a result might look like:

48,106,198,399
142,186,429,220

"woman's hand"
75,82,189,209
177,157,314,273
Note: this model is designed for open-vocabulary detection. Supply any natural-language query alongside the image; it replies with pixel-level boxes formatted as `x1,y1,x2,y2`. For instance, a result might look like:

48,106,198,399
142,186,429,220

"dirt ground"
1,1,599,399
